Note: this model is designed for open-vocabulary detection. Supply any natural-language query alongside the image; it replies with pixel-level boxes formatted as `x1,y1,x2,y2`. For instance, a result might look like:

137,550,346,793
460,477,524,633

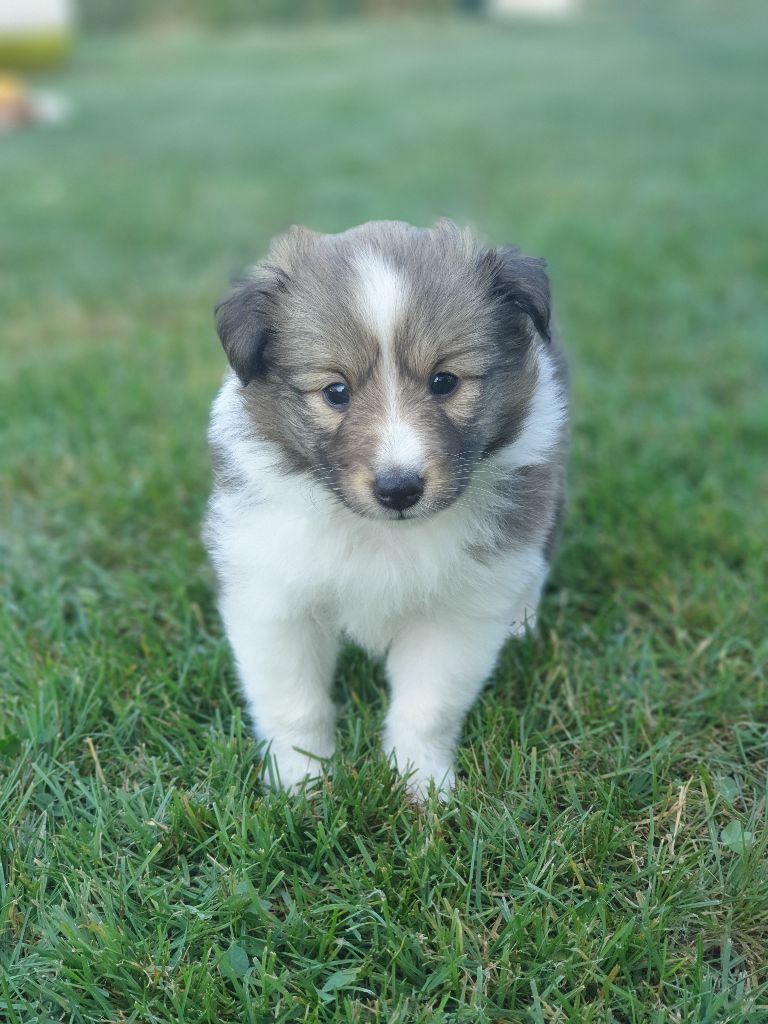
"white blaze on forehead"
355,254,407,344
354,254,426,474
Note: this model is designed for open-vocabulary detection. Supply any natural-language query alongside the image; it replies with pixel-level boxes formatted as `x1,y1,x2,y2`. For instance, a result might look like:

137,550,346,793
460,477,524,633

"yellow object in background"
0,0,73,68
0,73,25,103
0,70,72,130
0,72,33,127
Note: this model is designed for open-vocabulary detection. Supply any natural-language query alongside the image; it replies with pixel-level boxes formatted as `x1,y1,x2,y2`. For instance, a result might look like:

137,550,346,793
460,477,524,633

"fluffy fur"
203,219,568,797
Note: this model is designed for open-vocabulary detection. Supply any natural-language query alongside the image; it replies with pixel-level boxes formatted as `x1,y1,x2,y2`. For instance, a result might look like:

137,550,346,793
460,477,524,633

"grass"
1,7,767,1022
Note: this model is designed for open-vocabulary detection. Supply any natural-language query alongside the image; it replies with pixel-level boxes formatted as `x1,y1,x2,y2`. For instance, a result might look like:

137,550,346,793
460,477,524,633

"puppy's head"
215,220,550,520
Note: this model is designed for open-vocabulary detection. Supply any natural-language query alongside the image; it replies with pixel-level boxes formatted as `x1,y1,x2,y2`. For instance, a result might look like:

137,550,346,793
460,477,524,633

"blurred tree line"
79,0,462,30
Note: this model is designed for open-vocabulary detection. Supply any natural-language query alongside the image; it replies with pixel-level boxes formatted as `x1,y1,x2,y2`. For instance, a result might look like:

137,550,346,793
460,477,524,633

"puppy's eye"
429,372,459,397
323,382,351,408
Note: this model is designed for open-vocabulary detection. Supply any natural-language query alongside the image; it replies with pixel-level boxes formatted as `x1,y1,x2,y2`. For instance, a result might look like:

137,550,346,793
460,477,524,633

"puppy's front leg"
383,613,511,798
220,592,338,791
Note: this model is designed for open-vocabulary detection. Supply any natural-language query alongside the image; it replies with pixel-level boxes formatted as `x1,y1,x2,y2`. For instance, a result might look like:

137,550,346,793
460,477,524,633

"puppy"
203,219,568,797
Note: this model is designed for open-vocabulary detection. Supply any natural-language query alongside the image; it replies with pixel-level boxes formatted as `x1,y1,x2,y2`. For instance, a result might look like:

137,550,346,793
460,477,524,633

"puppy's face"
216,220,550,520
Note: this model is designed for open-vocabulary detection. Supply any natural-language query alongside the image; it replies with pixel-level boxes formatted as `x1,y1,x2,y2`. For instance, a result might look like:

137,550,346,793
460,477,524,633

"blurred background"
0,0,764,620
2,0,766,639
2,0,766,600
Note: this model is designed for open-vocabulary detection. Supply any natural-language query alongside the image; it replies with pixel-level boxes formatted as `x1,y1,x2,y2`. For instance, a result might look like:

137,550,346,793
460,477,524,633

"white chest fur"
208,471,501,654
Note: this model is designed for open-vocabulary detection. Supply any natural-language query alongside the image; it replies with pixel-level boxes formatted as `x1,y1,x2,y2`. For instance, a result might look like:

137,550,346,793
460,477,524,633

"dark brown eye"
323,382,350,408
429,372,459,397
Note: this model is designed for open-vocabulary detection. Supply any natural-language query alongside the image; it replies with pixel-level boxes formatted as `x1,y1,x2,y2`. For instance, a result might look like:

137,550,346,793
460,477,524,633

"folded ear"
491,246,551,342
214,265,286,385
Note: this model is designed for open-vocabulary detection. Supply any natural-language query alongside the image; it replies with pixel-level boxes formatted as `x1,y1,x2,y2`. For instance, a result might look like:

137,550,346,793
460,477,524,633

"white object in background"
33,89,72,124
489,0,578,15
0,0,73,35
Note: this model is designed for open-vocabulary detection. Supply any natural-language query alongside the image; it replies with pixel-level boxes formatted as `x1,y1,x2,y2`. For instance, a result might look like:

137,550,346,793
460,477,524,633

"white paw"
404,761,456,802
261,739,333,793
383,729,456,801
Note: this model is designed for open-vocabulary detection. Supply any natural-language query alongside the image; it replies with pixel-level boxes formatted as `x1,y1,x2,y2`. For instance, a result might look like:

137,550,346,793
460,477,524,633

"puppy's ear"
491,246,551,342
214,266,286,385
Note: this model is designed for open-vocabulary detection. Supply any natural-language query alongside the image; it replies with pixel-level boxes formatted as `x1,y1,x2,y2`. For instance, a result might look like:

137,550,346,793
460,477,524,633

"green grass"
1,8,767,1022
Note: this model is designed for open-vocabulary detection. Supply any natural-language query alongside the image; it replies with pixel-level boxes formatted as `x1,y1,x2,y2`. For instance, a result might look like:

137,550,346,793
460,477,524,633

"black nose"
374,470,424,512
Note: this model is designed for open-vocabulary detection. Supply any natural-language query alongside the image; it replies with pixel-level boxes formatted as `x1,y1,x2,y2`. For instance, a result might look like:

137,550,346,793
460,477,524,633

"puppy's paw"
404,761,456,802
261,740,334,794
383,730,456,801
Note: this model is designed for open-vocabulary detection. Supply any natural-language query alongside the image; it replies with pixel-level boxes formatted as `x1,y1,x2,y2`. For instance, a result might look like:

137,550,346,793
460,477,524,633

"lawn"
1,7,767,1022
